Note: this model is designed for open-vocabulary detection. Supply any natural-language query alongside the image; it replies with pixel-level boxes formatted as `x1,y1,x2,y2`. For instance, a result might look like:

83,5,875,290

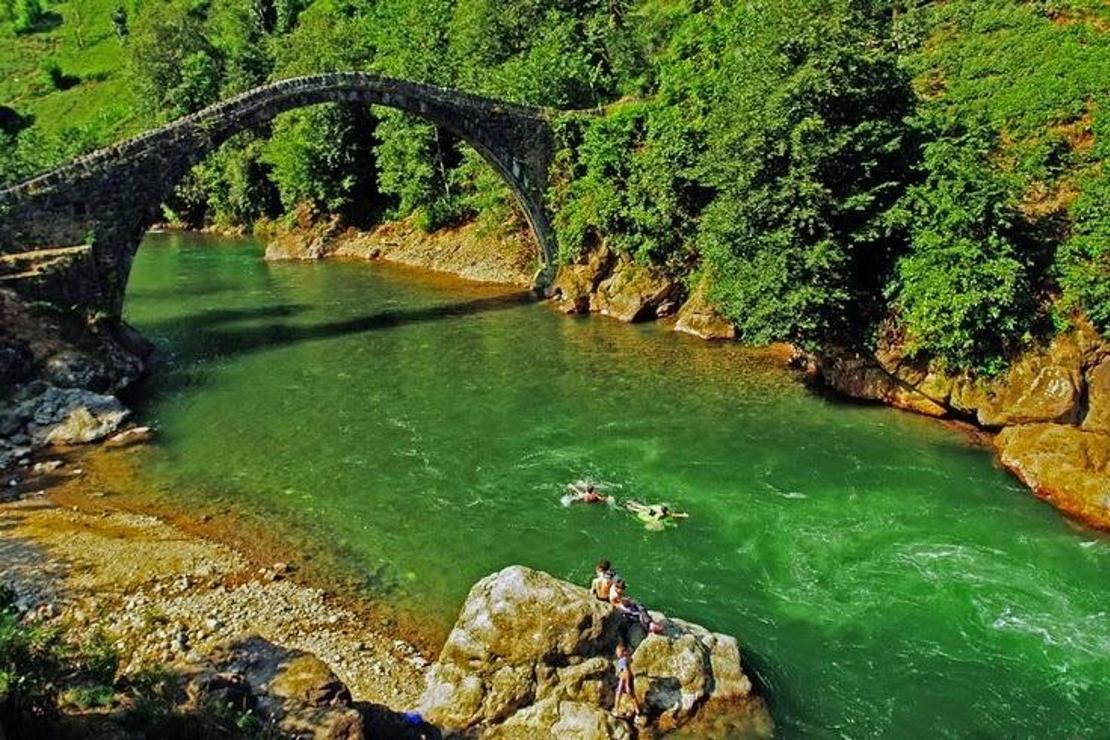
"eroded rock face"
674,283,736,341
551,247,617,314
1083,360,1110,434
975,333,1085,427
817,348,949,418
550,247,682,323
995,424,1110,530
591,254,683,323
419,566,767,738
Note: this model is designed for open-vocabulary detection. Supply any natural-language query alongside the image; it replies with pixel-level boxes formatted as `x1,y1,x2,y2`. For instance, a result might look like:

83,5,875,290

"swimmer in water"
566,482,613,505
625,500,688,522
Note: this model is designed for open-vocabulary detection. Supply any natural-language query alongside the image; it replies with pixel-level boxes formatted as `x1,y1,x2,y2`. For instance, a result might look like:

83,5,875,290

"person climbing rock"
613,643,641,718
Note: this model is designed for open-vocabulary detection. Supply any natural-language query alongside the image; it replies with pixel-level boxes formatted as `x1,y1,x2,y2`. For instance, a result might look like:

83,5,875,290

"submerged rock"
419,565,768,738
995,423,1110,531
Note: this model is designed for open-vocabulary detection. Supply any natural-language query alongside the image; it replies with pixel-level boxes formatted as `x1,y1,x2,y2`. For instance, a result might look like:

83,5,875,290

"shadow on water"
128,292,536,397
138,303,312,333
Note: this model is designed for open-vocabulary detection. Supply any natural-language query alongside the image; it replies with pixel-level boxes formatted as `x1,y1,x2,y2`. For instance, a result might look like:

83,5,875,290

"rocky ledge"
418,565,770,738
0,288,150,471
818,321,1110,530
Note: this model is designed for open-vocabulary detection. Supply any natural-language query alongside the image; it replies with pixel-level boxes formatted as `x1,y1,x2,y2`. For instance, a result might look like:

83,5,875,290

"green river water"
122,232,1109,738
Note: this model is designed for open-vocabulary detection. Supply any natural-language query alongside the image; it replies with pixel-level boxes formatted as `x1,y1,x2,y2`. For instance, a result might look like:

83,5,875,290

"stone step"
0,245,92,278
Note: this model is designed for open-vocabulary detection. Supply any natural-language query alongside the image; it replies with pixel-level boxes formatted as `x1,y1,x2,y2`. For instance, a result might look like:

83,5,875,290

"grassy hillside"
0,0,138,155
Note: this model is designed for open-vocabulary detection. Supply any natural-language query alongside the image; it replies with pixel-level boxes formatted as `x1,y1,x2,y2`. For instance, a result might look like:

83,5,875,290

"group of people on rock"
589,559,665,718
565,482,688,529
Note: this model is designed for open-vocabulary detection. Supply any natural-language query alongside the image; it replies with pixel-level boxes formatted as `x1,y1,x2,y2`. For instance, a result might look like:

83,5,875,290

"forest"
1,0,1107,373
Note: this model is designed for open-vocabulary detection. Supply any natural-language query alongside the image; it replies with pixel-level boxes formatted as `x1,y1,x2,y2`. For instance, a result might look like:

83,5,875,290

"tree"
112,5,128,42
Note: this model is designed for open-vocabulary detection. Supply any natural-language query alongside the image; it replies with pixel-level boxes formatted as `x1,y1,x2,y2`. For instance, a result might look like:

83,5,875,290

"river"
121,231,1109,738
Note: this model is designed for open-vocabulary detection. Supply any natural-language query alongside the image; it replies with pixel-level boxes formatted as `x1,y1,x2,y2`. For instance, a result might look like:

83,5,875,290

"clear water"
124,232,1110,738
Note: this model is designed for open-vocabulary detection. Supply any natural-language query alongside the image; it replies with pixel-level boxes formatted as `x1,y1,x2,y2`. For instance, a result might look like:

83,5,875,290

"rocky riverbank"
817,322,1110,531
0,457,432,738
264,211,540,287
1,448,768,738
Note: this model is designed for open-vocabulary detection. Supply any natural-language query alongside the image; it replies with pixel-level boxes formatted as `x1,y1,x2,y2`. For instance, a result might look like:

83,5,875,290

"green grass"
0,0,139,145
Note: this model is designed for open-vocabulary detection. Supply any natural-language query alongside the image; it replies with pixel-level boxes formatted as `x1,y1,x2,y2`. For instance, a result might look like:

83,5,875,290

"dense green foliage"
1,0,1107,370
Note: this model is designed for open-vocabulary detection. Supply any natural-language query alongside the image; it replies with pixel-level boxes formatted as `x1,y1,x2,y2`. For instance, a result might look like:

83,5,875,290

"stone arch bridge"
0,73,557,318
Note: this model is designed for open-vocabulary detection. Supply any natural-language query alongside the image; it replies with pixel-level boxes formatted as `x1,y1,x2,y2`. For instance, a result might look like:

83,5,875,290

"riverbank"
0,443,431,734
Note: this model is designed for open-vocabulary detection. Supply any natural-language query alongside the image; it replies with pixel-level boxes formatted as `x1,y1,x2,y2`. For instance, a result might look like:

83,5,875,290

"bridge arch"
0,73,557,317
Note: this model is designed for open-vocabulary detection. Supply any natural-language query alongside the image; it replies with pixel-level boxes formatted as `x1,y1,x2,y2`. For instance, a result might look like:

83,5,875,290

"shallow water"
124,232,1110,738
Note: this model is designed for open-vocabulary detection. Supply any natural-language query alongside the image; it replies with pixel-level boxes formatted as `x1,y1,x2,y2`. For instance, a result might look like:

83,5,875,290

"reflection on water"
124,231,1110,738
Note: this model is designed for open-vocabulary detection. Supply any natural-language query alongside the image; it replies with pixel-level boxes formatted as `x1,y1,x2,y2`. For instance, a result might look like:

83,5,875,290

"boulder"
1082,359,1110,434
191,636,364,740
674,283,736,341
419,566,767,738
265,231,331,261
15,386,130,446
487,697,632,740
591,255,683,323
817,349,949,417
995,424,1110,531
551,247,616,314
975,333,1084,427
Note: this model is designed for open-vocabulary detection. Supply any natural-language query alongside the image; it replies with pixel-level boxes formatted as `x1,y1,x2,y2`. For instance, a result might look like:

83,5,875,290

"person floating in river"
613,643,641,718
591,560,617,602
565,482,613,505
625,500,688,526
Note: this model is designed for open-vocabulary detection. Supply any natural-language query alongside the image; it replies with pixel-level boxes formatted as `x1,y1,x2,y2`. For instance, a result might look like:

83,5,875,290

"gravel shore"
0,469,429,713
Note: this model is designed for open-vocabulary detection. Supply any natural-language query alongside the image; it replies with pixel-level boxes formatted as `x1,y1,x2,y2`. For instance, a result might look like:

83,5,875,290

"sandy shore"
0,448,429,714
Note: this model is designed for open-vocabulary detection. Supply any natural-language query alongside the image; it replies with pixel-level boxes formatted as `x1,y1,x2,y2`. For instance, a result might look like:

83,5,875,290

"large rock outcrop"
995,424,1110,530
551,247,683,323
674,282,737,341
419,566,768,738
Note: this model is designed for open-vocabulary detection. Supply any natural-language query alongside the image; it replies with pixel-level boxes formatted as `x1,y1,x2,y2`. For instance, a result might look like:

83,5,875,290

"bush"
11,0,43,34
888,123,1035,371
38,58,77,91
0,586,68,717
1058,173,1110,331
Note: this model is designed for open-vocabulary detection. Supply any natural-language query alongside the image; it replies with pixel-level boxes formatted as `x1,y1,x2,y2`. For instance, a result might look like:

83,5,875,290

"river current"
122,232,1109,738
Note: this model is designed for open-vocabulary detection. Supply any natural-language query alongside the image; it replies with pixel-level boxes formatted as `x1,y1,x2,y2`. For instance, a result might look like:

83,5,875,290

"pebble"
32,460,63,475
